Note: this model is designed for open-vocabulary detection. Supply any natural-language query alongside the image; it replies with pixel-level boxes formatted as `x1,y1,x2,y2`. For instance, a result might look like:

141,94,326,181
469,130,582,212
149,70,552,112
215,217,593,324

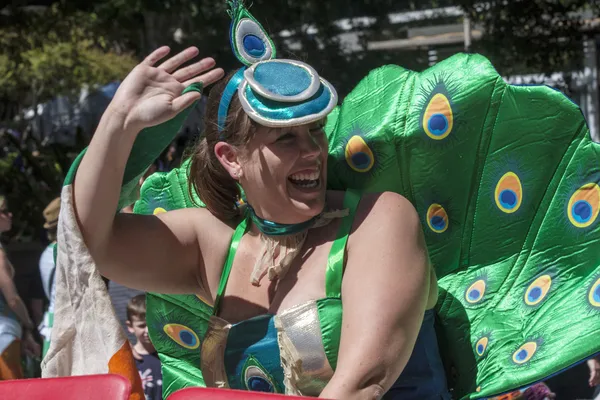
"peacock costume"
54,1,600,399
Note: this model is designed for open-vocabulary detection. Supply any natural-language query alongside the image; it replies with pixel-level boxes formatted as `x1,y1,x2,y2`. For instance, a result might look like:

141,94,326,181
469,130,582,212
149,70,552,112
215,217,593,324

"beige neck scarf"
249,208,349,286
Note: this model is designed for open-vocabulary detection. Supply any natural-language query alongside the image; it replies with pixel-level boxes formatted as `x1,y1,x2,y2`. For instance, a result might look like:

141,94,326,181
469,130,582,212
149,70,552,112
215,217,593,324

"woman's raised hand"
108,46,224,134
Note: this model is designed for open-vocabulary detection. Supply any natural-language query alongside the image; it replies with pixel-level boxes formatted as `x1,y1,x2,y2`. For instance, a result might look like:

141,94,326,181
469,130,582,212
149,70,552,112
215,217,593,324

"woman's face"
0,200,12,233
239,120,328,224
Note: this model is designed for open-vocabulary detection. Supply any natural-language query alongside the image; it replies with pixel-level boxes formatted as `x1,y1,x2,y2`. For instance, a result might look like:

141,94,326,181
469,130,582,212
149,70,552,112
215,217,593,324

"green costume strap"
213,217,249,315
325,189,362,298
318,189,362,372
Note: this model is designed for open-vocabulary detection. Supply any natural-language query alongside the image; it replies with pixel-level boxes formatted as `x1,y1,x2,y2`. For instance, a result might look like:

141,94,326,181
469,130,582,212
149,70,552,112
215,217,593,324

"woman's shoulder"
164,205,240,236
342,190,421,237
327,190,418,224
360,191,417,216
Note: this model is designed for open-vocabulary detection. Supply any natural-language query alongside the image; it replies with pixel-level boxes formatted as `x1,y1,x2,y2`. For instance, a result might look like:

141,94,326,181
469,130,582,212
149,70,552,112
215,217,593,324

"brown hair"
126,293,146,321
188,71,258,221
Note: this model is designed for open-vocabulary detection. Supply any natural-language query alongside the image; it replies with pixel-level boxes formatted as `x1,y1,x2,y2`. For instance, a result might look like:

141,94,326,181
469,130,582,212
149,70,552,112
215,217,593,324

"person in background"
587,356,600,399
126,294,162,400
38,197,60,358
0,193,41,378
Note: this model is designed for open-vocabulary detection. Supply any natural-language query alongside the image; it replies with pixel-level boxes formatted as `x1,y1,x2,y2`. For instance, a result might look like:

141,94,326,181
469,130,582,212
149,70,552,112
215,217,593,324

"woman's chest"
216,229,338,323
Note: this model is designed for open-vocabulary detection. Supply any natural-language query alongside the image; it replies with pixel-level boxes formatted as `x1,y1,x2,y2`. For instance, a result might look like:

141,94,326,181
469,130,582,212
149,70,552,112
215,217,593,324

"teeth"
289,171,320,181
294,180,318,188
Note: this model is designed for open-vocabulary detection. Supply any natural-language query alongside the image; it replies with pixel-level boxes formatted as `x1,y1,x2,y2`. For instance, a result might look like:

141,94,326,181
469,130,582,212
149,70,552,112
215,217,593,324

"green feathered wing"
133,53,600,399
325,53,600,398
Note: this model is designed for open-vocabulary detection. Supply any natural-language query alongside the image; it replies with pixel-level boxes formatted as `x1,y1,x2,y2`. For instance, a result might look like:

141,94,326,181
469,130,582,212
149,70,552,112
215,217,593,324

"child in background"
126,294,163,400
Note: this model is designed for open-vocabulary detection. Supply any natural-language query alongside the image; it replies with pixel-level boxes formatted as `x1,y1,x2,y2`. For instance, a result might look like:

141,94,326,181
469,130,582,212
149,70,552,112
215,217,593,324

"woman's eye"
310,126,325,135
277,133,295,142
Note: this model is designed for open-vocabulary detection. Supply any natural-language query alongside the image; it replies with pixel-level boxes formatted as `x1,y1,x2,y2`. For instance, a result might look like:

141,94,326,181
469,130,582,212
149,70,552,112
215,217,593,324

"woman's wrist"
100,105,140,142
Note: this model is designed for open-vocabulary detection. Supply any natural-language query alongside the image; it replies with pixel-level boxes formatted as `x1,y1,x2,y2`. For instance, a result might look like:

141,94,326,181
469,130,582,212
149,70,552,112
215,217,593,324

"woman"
0,194,41,379
72,44,446,399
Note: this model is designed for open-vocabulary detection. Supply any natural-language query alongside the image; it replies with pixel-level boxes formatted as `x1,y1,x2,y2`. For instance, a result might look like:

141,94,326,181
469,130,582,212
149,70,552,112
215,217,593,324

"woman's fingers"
172,66,225,112
159,46,200,73
142,46,171,66
172,91,202,114
172,57,216,82
183,67,225,88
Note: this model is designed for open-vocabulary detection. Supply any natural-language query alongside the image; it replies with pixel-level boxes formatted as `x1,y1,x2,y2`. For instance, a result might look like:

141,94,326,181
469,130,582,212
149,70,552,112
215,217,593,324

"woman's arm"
73,46,224,293
0,249,42,356
320,192,431,400
0,250,35,331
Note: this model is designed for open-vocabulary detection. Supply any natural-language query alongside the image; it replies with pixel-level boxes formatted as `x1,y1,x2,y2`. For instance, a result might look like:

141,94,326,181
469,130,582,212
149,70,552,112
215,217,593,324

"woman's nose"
301,135,322,159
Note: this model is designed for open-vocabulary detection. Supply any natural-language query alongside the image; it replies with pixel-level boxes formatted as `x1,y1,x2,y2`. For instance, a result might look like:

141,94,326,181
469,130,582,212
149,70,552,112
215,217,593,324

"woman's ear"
214,142,243,180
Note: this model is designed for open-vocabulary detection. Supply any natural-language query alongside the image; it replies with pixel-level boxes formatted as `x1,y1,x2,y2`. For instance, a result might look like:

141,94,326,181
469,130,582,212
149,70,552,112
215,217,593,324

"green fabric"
146,292,211,393
116,53,597,399
316,298,343,371
213,217,249,315
325,188,361,298
324,54,600,398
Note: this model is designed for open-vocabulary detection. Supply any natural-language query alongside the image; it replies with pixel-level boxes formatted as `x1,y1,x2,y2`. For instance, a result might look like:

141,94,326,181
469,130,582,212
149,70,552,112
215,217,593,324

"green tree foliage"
458,0,600,75
0,3,137,241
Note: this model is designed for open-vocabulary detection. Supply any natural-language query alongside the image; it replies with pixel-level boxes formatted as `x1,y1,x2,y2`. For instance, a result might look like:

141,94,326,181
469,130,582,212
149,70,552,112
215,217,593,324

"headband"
217,1,338,132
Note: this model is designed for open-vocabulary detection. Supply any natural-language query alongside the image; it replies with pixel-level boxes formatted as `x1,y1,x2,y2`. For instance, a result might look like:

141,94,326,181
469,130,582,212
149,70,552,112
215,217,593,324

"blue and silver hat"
218,1,338,131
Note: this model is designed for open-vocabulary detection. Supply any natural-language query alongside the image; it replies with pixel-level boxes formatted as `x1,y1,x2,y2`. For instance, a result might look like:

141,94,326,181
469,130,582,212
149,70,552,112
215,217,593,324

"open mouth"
288,170,321,190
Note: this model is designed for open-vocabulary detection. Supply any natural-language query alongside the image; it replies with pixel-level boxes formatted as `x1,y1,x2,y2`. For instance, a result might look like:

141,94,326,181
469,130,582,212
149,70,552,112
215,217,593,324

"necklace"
245,203,321,236
242,201,349,286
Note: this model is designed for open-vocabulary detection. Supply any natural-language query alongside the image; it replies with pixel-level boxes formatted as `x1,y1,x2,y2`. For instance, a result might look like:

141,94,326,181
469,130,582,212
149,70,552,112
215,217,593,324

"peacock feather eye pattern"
426,203,449,234
474,335,491,358
329,123,395,190
227,0,276,66
511,338,543,366
163,323,200,350
152,311,203,358
464,275,489,306
345,135,375,173
567,182,600,229
523,273,553,307
494,172,523,214
587,275,600,309
422,93,454,140
479,157,534,219
242,355,279,393
415,77,460,143
415,191,461,243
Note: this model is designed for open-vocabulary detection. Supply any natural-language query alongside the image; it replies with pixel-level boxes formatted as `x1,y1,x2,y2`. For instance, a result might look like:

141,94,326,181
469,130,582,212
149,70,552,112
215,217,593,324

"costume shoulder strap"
325,189,362,298
213,217,249,315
